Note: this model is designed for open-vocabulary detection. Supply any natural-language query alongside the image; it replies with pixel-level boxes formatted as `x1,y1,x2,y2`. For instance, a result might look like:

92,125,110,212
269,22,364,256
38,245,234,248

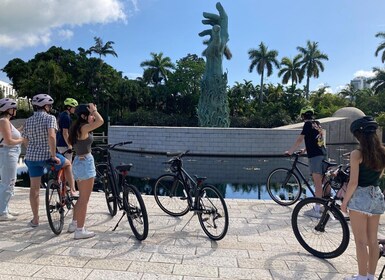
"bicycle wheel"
45,179,64,235
123,184,149,241
266,168,302,206
291,197,350,259
154,174,189,216
197,185,229,241
96,164,117,216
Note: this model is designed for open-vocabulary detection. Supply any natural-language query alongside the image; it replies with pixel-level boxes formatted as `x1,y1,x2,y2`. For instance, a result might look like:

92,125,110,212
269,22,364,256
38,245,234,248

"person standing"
285,106,327,217
23,94,75,227
341,116,385,280
57,97,78,196
68,103,103,239
0,98,24,221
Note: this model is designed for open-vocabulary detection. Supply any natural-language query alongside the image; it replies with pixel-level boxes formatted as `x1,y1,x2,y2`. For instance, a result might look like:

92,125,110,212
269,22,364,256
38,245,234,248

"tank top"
0,121,21,147
74,133,93,155
358,163,381,187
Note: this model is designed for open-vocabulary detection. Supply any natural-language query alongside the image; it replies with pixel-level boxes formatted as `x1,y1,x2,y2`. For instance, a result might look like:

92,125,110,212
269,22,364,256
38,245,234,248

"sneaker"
304,208,322,218
8,210,19,216
0,213,16,221
343,275,366,280
67,222,77,233
28,220,39,227
74,228,95,240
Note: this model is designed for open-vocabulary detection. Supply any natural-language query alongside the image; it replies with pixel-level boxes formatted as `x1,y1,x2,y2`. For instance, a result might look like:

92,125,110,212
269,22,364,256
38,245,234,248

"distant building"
0,80,17,98
350,76,371,91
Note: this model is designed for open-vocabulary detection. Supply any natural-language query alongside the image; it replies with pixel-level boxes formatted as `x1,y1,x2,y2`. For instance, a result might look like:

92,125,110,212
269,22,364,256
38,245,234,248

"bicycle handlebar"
163,150,190,164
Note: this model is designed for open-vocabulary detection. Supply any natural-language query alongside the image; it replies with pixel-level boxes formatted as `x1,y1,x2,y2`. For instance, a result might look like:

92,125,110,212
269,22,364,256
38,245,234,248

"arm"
80,103,104,135
0,119,23,146
62,128,72,149
48,127,60,164
285,134,305,155
340,150,361,212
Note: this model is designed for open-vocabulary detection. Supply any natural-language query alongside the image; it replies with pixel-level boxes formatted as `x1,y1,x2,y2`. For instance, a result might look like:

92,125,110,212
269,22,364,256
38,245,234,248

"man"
285,106,327,217
57,97,78,160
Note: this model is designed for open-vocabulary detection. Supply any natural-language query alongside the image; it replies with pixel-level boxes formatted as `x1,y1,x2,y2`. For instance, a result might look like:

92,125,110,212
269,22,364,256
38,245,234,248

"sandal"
28,220,39,228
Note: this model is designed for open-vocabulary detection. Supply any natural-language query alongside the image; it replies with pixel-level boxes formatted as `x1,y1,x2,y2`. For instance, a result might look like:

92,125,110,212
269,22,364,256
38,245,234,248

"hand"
88,103,97,113
284,150,292,156
52,156,61,165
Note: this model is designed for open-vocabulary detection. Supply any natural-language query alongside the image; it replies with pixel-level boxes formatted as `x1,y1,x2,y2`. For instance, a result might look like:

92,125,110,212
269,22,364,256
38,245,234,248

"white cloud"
354,70,375,78
123,72,142,79
315,83,333,93
0,0,131,50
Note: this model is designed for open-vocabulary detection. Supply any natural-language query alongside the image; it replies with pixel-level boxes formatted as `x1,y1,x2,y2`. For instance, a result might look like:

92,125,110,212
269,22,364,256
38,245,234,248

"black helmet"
350,116,378,134
75,104,89,116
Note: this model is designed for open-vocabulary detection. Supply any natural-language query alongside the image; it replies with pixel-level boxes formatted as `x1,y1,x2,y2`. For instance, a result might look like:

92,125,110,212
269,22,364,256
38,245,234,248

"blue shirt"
56,111,71,147
23,111,57,161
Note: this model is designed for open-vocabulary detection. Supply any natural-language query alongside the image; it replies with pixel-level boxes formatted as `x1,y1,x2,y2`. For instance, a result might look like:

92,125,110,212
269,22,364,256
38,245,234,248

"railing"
93,131,107,144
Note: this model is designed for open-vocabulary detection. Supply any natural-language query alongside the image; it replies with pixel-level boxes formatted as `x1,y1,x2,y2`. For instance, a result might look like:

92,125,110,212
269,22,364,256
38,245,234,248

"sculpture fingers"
199,29,212,37
202,12,220,23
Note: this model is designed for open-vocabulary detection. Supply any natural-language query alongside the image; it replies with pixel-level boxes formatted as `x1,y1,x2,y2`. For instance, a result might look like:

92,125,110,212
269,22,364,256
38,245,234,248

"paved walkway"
1,187,385,279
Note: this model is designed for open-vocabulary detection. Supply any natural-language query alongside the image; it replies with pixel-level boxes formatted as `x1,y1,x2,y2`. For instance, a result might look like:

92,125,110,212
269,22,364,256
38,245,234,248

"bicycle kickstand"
179,212,196,232
112,212,126,231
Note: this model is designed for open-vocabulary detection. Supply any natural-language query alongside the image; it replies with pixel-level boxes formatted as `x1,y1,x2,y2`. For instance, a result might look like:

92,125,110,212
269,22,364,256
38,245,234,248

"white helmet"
0,98,17,112
32,94,54,107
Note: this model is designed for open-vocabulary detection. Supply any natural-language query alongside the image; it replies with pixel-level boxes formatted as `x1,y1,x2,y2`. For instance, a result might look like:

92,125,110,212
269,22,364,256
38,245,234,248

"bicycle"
153,150,229,241
92,141,149,241
291,164,351,259
266,150,340,206
45,149,78,235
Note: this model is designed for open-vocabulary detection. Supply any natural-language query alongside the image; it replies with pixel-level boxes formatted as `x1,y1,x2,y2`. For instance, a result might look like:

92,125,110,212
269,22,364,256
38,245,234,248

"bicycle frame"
287,154,316,197
174,166,203,211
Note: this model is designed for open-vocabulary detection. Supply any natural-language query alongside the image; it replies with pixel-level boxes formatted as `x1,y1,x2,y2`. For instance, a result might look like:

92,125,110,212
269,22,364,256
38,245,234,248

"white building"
0,80,17,98
350,76,371,91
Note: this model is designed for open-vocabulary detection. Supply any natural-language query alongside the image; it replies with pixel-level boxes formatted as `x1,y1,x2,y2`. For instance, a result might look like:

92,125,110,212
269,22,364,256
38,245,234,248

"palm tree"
140,52,175,85
368,67,385,94
338,84,357,103
278,55,304,87
375,32,385,63
297,41,329,99
248,42,280,104
87,37,118,59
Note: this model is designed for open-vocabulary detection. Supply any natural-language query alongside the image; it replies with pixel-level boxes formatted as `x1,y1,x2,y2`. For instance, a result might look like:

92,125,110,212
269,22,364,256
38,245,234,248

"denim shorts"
25,153,66,177
72,154,96,181
348,186,385,215
308,155,326,174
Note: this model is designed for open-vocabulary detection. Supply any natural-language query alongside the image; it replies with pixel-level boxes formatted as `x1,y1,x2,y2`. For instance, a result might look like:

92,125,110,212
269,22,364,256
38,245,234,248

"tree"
87,37,118,59
368,67,385,94
248,42,280,104
140,52,175,85
297,41,329,99
375,32,385,63
278,55,303,87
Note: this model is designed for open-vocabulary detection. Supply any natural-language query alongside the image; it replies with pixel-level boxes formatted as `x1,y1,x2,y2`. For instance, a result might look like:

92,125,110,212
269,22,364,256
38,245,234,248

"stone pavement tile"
0,250,42,264
0,261,42,277
86,269,142,280
61,247,111,258
182,255,237,267
32,254,90,268
184,277,219,280
219,267,273,279
141,244,196,255
196,247,249,258
0,240,31,252
33,266,93,280
248,251,303,262
141,273,183,280
128,261,174,274
84,258,131,270
22,243,68,255
173,264,218,278
150,252,183,264
0,276,41,280
285,259,337,273
270,270,321,280
108,246,152,261
237,258,288,270
214,240,263,250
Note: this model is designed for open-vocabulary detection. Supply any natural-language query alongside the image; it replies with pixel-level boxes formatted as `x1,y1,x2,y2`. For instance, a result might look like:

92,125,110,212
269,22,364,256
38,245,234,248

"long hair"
354,131,385,171
68,114,88,145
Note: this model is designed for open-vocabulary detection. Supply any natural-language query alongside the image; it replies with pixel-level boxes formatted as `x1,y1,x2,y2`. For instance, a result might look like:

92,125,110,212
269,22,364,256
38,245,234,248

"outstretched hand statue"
199,2,231,78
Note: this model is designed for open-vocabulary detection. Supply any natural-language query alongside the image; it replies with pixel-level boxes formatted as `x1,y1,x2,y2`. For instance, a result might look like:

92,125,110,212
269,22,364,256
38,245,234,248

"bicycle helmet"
32,94,54,107
300,106,314,116
64,98,78,107
75,104,89,116
0,98,17,112
350,116,378,134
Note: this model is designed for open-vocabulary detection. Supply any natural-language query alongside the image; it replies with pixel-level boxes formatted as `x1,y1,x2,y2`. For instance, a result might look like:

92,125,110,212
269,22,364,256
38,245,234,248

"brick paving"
1,187,385,279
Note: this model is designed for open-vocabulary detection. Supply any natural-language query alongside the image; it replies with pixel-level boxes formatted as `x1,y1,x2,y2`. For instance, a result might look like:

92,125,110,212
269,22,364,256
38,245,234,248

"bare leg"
350,210,369,276
29,177,41,225
367,214,381,275
73,178,94,228
63,160,77,196
312,173,323,198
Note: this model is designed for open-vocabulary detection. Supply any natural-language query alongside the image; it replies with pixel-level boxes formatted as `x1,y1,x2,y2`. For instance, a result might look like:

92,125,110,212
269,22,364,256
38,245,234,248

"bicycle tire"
197,185,229,241
266,168,302,206
96,163,117,216
45,179,64,235
154,174,189,216
291,197,350,259
123,184,149,241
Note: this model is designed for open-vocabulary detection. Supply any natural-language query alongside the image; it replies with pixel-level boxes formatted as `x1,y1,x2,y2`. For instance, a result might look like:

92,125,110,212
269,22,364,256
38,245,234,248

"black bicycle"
45,149,78,235
153,151,229,240
291,164,351,259
92,141,149,241
266,151,340,206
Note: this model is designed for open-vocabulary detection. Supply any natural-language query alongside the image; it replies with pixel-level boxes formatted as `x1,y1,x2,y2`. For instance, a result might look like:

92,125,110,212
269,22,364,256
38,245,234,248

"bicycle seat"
115,164,133,173
194,175,207,182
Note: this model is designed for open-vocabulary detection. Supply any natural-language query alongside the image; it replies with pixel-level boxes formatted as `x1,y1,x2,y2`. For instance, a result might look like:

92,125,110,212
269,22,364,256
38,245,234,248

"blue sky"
1,0,385,93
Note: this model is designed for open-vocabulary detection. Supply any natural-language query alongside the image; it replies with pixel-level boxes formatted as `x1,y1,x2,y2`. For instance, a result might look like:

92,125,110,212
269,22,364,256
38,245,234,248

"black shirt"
301,120,326,158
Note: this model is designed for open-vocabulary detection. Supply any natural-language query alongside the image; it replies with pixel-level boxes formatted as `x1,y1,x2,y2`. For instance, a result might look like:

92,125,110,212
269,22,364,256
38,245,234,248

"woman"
68,103,103,239
0,98,23,221
341,116,385,280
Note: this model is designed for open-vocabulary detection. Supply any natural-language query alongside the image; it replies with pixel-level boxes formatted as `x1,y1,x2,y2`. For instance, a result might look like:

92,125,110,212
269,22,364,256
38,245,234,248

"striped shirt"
22,111,57,161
